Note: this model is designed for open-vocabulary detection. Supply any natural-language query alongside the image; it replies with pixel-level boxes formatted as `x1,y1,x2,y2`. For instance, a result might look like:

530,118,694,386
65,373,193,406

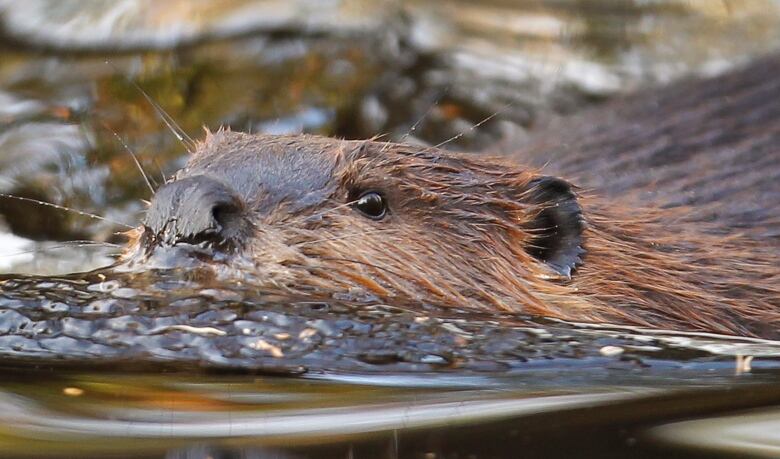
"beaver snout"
144,175,247,248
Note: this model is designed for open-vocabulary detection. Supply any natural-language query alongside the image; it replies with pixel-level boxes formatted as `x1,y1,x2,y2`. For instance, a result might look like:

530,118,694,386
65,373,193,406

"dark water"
2,270,780,458
2,1,780,458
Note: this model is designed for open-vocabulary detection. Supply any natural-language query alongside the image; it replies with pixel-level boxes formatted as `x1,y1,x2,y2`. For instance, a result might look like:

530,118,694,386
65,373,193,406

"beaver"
122,55,780,340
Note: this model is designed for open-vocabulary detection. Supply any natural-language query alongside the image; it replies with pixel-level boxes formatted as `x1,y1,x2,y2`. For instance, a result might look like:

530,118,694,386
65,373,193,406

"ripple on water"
0,270,778,382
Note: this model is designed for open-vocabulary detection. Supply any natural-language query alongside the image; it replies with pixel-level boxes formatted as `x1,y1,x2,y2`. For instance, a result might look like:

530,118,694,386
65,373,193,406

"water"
1,1,780,457
3,372,779,458
1,270,780,457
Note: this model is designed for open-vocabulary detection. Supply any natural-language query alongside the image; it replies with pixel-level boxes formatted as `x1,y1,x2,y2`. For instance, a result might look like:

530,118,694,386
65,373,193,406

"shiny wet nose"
144,175,244,246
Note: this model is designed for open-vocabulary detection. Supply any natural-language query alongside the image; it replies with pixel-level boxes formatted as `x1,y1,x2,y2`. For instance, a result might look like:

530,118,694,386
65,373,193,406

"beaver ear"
524,176,585,278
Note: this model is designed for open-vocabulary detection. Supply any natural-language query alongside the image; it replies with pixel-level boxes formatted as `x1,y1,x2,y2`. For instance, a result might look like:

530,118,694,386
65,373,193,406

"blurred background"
1,0,780,274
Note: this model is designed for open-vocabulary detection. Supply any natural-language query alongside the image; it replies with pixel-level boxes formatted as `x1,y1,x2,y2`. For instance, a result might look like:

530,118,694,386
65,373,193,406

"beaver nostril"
144,175,245,247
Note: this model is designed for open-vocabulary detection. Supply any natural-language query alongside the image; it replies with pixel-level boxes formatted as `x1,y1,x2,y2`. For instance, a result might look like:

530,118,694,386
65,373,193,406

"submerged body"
125,55,780,339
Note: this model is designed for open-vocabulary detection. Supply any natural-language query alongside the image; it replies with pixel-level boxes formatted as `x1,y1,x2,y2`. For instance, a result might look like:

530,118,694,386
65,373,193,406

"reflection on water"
3,270,780,374
0,373,637,455
1,1,780,457
1,368,780,458
649,406,780,457
1,271,780,457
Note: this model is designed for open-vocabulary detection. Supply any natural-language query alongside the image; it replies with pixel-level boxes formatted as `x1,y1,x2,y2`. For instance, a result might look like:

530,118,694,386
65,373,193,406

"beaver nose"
144,175,244,246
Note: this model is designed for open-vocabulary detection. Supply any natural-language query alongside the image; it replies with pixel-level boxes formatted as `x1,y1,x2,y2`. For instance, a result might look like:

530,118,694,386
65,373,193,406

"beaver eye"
354,191,387,220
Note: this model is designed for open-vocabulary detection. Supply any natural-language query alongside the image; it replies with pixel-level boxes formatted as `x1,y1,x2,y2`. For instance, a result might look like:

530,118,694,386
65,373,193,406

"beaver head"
125,130,587,309
124,130,780,337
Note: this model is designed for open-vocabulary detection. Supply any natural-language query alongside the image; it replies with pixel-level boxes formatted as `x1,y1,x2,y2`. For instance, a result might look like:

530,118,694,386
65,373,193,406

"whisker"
0,194,133,229
398,91,447,144
57,239,121,247
434,103,512,149
293,228,400,248
1,240,121,259
101,121,156,195
152,158,167,185
105,60,196,152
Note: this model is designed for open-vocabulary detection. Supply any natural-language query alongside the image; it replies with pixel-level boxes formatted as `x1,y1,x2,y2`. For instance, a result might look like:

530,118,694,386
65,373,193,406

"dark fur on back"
513,53,780,241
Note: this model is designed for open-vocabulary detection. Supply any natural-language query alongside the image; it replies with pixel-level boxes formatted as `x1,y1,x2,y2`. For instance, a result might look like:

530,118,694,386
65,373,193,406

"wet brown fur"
126,55,780,339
